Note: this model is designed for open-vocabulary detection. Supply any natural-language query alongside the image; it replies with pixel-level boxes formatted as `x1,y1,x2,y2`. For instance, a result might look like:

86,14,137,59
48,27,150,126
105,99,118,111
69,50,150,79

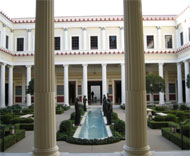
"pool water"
79,108,108,139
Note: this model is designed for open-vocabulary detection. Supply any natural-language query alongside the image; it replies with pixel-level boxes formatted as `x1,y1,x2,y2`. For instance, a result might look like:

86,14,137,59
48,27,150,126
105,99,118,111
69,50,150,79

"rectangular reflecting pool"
78,108,108,139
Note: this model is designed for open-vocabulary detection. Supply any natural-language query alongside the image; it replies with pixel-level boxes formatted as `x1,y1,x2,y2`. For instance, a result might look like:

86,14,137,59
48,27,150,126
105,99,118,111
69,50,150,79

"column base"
33,146,60,156
121,145,152,156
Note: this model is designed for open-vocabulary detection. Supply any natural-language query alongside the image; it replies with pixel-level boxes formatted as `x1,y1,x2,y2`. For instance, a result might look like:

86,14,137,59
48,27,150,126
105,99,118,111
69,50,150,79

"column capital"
101,63,107,67
64,27,68,31
121,63,125,66
159,63,164,66
175,25,179,29
26,65,32,68
8,65,14,69
177,62,182,65
11,29,14,33
82,27,86,31
120,26,124,30
82,64,88,67
27,29,32,33
3,24,6,27
63,64,69,67
0,63,6,66
156,26,161,30
183,59,190,63
100,27,105,30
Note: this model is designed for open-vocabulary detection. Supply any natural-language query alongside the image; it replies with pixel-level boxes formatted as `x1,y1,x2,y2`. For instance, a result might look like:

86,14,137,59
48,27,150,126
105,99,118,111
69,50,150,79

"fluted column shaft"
33,0,59,155
122,0,151,155
82,64,88,103
8,66,13,106
26,65,32,106
177,63,183,104
102,64,107,97
64,65,69,106
101,27,105,50
27,29,32,51
165,71,169,102
159,63,165,105
22,72,26,104
0,63,6,108
184,60,190,104
82,27,87,50
63,28,68,50
121,63,126,105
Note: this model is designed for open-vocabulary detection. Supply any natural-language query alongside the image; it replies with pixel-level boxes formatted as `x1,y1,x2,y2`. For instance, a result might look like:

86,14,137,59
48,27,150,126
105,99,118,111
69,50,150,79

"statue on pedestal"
106,100,112,125
83,95,88,112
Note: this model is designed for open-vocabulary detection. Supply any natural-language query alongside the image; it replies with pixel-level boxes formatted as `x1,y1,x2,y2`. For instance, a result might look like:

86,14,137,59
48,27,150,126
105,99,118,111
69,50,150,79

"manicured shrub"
59,120,72,135
20,123,34,130
1,114,13,124
63,106,70,111
22,108,33,114
70,112,75,120
10,117,33,124
147,120,172,129
11,104,22,110
154,115,165,121
111,112,119,123
165,114,177,122
173,104,178,110
180,105,188,110
114,120,125,135
182,124,190,138
176,111,186,122
120,105,125,110
155,106,167,112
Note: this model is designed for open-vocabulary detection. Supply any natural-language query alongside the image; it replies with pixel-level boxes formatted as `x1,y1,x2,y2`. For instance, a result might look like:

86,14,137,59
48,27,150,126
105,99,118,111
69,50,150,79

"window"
108,85,112,94
109,36,117,49
146,35,154,49
90,36,98,49
6,35,9,49
54,37,60,50
78,85,82,95
57,85,64,95
15,86,22,95
188,27,190,42
165,35,172,48
17,38,24,51
169,84,175,93
180,32,183,46
72,36,79,50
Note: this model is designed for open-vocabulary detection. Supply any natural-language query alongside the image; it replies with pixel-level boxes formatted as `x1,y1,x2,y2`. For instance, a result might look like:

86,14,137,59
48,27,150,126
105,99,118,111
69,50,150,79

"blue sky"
0,0,189,18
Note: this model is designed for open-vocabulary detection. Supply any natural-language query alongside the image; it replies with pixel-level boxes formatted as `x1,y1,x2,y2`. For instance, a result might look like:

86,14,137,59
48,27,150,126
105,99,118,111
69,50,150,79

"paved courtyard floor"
5,106,184,153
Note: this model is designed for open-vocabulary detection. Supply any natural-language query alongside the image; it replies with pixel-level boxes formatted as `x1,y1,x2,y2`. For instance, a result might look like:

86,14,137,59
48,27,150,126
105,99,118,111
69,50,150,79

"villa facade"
0,6,190,108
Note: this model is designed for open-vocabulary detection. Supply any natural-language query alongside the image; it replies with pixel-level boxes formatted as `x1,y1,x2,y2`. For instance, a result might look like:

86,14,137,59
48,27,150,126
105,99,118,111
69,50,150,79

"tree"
187,74,190,88
146,74,165,105
26,79,34,95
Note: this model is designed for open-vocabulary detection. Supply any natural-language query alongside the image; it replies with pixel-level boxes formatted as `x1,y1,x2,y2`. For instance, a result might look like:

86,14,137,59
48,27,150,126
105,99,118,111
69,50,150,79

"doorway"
88,81,102,104
115,81,121,104
5,83,8,106
69,81,76,105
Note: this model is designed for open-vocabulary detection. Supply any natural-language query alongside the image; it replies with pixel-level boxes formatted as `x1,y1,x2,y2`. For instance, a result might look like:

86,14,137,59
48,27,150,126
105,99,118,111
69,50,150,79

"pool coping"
73,108,112,139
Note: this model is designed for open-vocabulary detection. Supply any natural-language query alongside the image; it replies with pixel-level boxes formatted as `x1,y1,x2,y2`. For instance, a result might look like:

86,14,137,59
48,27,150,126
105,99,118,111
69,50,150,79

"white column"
101,27,105,50
22,72,26,104
184,60,190,104
64,64,69,106
0,63,6,108
26,65,31,106
82,27,87,50
27,29,32,51
34,0,60,155
63,28,68,50
10,30,14,51
82,64,88,105
8,65,13,106
177,63,183,104
121,63,125,105
157,26,161,49
176,26,179,48
102,64,107,97
120,26,124,50
159,63,165,105
122,0,151,155
165,71,169,102
2,24,6,48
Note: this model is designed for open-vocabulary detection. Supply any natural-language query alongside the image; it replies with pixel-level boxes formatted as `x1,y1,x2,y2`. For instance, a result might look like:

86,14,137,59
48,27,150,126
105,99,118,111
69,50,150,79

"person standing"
91,91,94,102
83,95,88,112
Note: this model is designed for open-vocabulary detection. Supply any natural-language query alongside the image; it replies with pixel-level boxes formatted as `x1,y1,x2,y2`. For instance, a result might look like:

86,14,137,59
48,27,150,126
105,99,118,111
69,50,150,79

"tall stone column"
0,63,6,108
2,24,6,48
33,0,60,155
159,63,165,105
82,27,87,50
10,30,14,51
101,27,105,50
27,29,32,51
64,65,69,106
26,65,32,106
165,71,169,102
120,26,124,50
102,64,107,98
121,63,126,105
63,28,68,50
177,63,183,104
8,65,13,106
156,26,161,49
184,60,190,105
82,64,88,105
22,72,26,104
122,0,151,156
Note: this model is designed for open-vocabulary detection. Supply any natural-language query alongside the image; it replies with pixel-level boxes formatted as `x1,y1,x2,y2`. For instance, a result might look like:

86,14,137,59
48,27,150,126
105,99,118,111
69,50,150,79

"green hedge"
0,129,25,151
161,128,190,149
147,120,175,129
20,123,34,131
10,117,33,124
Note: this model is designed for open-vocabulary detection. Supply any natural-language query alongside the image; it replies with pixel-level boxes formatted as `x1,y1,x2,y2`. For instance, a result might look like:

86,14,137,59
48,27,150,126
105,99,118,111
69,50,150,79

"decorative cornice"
175,5,190,19
176,43,190,53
